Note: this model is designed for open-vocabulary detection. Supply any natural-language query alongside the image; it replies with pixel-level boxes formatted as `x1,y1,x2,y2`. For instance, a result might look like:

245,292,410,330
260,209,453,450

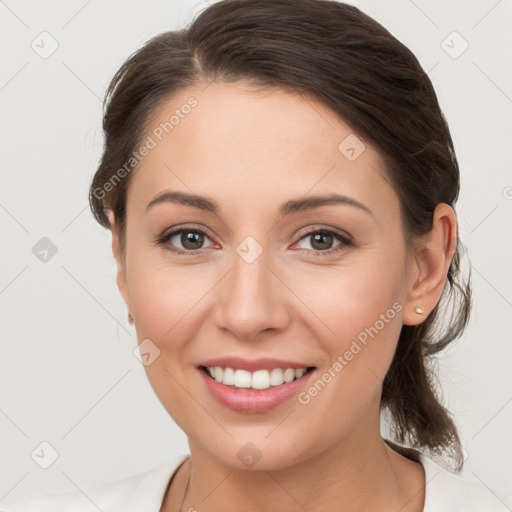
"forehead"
127,81,398,221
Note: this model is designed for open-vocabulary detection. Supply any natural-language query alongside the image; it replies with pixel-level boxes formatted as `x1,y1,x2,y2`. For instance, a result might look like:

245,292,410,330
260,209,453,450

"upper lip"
198,357,315,372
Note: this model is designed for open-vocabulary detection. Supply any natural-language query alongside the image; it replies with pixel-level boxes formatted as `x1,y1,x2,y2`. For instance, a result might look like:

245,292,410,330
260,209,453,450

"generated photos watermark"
298,301,403,405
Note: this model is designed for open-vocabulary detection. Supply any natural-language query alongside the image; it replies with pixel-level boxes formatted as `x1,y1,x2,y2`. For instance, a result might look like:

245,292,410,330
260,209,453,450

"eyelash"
154,225,353,257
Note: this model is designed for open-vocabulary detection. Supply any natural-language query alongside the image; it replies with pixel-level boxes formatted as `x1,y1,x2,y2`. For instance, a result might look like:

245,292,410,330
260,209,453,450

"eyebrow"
146,190,373,217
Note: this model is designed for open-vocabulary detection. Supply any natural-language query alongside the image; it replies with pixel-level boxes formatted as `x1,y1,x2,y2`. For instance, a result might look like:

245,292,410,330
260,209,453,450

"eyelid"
293,225,353,244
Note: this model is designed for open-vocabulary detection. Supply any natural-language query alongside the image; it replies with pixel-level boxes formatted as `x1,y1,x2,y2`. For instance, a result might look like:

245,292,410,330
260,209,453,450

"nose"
213,246,291,341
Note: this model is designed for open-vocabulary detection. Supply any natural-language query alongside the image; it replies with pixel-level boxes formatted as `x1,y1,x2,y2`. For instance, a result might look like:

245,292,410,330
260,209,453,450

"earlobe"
402,203,457,326
107,209,132,314
116,266,130,313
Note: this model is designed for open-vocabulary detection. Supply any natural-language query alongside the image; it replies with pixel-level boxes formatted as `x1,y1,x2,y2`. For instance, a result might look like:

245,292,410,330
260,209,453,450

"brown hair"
89,0,471,470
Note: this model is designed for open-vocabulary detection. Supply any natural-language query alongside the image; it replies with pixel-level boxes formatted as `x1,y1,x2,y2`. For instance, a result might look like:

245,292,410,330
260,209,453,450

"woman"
5,0,511,511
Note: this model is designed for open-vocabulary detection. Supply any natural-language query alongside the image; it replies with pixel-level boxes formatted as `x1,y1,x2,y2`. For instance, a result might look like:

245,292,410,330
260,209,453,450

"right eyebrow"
146,190,219,214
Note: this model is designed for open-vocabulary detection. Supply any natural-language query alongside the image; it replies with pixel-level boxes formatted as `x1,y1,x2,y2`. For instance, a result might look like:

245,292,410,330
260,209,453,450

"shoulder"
1,454,189,512
420,453,512,512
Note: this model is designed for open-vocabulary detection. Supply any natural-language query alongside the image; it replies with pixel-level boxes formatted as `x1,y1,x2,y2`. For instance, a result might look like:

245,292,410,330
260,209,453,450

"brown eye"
177,230,206,250
307,232,336,251
155,227,214,253
294,229,353,255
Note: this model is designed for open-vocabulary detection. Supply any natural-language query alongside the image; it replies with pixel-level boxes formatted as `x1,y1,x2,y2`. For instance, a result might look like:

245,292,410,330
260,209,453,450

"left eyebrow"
279,193,373,217
145,190,373,217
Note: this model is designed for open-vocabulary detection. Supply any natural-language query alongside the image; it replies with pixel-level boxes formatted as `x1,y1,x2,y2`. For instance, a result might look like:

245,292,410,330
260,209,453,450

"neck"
163,418,425,512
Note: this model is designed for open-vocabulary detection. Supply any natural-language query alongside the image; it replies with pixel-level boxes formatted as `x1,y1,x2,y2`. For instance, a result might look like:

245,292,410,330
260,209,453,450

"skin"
108,81,457,512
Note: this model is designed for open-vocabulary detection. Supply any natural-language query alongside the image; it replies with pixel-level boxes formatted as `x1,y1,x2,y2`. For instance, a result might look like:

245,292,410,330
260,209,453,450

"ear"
106,209,131,313
402,203,457,326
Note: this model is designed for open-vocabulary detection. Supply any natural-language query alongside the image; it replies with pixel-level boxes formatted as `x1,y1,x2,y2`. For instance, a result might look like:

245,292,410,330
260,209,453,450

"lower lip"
197,367,316,414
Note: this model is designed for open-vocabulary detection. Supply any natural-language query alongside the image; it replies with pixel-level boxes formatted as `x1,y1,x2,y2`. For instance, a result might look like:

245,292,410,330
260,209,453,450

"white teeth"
251,370,269,390
234,369,252,388
269,368,284,386
205,366,310,390
283,368,295,383
222,367,235,386
295,368,306,379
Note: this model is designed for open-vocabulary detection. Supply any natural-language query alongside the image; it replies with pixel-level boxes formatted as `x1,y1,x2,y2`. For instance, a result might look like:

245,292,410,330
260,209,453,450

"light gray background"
1,0,511,506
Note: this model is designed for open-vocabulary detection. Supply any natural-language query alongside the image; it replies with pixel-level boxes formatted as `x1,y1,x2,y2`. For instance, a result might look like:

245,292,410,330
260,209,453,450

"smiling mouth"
199,365,316,390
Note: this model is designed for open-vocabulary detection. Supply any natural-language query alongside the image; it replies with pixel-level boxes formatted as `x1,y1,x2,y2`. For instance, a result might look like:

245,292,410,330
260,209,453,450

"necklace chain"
176,459,191,512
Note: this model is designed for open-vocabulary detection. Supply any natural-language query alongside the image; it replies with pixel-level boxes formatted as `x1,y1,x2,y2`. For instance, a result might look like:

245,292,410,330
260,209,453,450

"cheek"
293,247,405,337
125,260,208,419
289,272,404,444
289,248,407,389
125,236,214,337
130,272,193,333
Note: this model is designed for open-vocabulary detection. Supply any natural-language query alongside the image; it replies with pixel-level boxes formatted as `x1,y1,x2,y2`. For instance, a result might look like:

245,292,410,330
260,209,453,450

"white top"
3,447,512,511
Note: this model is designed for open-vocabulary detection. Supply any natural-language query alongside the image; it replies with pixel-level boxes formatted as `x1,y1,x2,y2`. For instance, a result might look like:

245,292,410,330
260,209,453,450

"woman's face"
115,81,418,469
